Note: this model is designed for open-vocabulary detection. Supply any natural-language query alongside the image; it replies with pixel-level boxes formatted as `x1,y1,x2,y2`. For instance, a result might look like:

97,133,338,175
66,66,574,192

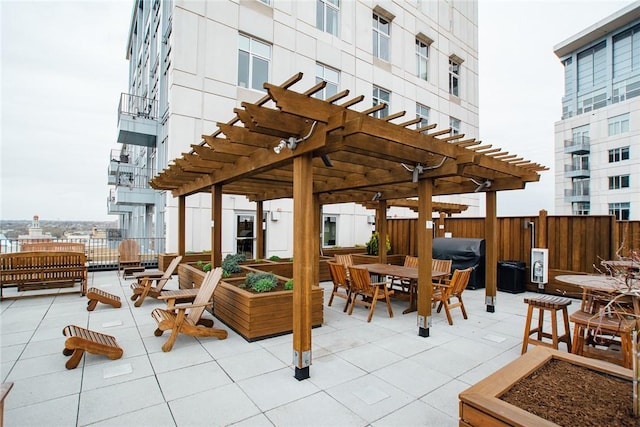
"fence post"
537,209,547,248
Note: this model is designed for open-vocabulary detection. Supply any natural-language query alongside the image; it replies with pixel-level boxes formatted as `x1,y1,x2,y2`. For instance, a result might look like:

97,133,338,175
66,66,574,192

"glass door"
236,213,255,259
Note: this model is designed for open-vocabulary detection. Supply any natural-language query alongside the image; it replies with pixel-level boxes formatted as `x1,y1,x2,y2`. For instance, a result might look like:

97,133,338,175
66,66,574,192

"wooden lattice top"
150,72,547,203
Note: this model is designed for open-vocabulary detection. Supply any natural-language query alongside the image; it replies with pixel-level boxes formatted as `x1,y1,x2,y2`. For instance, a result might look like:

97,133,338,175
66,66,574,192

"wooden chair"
432,259,452,283
118,239,142,277
334,254,353,268
327,261,351,312
347,266,394,322
1,383,13,427
432,267,472,325
130,255,183,307
390,255,418,293
151,267,228,352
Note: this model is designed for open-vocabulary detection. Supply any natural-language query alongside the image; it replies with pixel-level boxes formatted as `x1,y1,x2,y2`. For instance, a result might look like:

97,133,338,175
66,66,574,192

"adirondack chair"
151,267,228,352
130,255,183,307
117,239,141,276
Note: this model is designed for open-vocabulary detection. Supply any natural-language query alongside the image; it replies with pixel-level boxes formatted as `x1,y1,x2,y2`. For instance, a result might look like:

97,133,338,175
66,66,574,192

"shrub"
245,272,278,292
268,255,281,261
202,263,212,272
284,279,294,290
222,253,247,275
365,232,391,255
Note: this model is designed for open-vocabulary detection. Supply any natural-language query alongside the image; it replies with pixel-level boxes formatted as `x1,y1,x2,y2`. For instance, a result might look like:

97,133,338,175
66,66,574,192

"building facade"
108,0,480,256
554,2,640,220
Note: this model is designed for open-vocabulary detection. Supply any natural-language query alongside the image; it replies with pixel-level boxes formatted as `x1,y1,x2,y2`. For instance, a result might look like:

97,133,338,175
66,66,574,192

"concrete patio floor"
1,270,570,426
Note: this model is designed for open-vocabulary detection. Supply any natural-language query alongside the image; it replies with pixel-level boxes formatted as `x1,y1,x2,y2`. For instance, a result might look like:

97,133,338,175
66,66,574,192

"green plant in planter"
222,253,247,276
268,255,281,261
242,272,278,292
365,232,391,255
202,263,212,272
284,279,294,290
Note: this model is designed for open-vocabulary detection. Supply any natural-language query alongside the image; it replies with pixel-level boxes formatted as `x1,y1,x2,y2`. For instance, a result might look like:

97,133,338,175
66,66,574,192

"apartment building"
554,1,640,220
108,0,480,256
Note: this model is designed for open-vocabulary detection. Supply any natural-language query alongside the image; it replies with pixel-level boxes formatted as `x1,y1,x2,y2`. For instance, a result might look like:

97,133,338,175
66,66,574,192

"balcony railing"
118,93,159,125
111,164,153,189
564,164,590,178
564,136,590,154
0,237,164,271
564,187,590,203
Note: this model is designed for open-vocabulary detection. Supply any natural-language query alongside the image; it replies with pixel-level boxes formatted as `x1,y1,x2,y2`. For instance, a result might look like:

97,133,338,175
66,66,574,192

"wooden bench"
62,325,123,369
570,310,636,368
20,242,85,253
86,287,122,311
0,251,88,300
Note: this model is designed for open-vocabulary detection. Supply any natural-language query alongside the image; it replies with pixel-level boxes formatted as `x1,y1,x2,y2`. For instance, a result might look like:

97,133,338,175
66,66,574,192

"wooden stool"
521,295,572,354
62,325,123,369
86,287,122,311
570,310,635,368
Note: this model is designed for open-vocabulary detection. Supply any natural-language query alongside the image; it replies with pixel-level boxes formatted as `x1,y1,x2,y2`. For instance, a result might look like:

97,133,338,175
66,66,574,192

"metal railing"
0,237,164,271
118,93,159,124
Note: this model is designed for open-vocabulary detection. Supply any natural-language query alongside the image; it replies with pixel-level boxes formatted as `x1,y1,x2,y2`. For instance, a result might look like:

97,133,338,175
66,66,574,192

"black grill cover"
432,238,485,289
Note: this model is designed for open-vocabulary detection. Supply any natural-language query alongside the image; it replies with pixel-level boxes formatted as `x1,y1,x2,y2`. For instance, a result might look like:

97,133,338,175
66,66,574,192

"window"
449,117,461,135
577,41,606,91
258,0,271,5
316,0,339,36
608,113,630,136
449,58,460,96
572,178,589,196
416,103,430,130
322,215,337,246
237,34,271,92
315,63,340,100
372,13,390,61
609,202,630,220
572,202,590,216
613,23,640,78
609,175,630,189
609,146,630,162
416,38,429,81
372,86,390,118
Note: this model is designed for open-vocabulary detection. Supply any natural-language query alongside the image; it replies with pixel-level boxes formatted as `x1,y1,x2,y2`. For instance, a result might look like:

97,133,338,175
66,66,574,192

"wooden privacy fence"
388,211,639,275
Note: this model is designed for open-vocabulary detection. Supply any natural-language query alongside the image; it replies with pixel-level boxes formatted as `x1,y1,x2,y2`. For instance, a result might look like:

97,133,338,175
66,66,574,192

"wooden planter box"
322,247,367,257
242,257,332,282
459,347,633,426
213,277,324,342
159,253,212,271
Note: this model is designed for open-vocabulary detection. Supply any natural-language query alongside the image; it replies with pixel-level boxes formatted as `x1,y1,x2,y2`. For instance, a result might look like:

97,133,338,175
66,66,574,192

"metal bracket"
292,350,311,368
485,295,497,306
417,315,432,328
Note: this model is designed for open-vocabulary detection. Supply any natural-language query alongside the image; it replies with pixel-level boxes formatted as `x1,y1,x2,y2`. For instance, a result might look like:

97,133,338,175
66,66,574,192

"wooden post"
211,185,222,268
378,200,388,263
417,179,433,337
292,153,314,380
437,212,446,238
256,201,264,261
178,196,186,257
537,209,547,248
485,191,498,313
314,195,321,284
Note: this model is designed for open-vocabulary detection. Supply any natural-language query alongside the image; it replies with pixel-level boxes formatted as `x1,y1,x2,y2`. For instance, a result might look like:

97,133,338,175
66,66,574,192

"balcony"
117,93,158,147
564,164,589,179
108,164,157,206
564,188,589,203
107,189,134,214
563,136,590,154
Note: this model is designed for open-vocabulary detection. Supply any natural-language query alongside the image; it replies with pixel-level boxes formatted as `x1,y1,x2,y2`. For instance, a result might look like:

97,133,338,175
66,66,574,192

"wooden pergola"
150,73,547,380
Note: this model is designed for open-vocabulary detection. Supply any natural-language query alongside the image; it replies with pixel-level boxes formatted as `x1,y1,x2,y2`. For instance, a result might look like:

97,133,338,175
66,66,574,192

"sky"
0,0,637,221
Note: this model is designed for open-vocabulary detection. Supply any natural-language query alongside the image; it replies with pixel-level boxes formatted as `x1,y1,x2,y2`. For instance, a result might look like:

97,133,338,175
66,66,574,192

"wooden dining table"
354,263,448,314
555,274,640,315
